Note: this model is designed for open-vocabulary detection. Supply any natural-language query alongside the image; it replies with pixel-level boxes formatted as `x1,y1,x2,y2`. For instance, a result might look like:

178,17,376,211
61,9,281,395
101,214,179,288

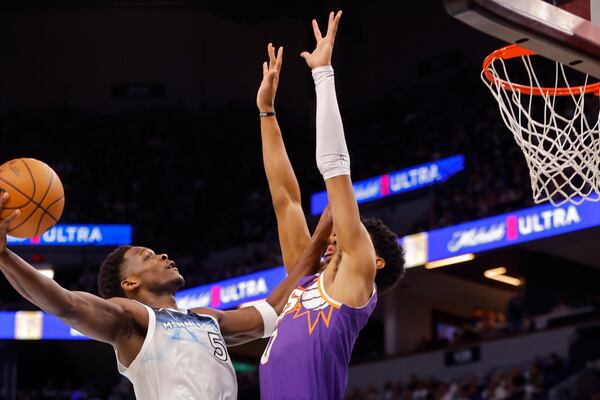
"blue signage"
310,155,465,215
7,224,132,246
176,266,287,310
0,312,15,339
0,267,288,340
6,199,600,340
426,200,600,261
42,314,88,340
0,311,87,340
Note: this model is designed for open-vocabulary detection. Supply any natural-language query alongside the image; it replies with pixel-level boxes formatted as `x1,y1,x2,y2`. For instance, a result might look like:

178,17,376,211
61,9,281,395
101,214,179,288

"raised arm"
197,206,332,346
256,43,311,273
301,12,377,306
0,193,139,346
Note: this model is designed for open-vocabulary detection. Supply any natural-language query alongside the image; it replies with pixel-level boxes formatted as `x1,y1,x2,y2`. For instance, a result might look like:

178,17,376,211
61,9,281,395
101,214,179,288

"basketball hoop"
482,44,600,206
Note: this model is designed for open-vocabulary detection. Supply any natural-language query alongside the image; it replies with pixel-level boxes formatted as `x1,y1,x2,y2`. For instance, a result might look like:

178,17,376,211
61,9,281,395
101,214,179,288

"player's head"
361,217,405,294
97,245,185,299
324,218,404,294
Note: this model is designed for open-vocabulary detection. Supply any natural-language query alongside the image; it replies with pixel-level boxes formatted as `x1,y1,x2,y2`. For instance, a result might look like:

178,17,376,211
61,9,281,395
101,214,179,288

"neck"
134,291,179,310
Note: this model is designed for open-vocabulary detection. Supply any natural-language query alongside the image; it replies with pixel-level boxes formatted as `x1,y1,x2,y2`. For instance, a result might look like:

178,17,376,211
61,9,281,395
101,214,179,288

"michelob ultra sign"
310,155,465,215
426,200,600,261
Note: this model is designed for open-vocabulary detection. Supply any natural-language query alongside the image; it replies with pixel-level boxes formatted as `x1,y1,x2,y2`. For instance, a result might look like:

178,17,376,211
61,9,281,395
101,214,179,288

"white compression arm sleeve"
313,65,351,180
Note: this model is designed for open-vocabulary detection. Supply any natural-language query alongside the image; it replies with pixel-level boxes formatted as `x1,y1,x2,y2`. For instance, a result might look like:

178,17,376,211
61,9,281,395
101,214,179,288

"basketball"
0,158,64,238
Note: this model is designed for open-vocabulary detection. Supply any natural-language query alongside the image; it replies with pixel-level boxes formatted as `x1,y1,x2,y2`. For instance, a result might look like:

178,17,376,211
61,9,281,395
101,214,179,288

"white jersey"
115,304,237,400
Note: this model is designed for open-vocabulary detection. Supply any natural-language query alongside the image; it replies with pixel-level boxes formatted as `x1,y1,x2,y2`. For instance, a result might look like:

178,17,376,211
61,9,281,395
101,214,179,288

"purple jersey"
259,273,377,400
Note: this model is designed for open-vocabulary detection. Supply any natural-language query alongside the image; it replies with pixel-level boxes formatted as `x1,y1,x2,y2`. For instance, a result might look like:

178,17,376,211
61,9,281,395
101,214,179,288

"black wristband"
259,111,276,117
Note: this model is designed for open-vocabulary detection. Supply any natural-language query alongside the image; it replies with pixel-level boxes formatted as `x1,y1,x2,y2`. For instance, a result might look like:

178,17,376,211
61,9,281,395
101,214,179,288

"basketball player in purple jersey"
257,11,405,400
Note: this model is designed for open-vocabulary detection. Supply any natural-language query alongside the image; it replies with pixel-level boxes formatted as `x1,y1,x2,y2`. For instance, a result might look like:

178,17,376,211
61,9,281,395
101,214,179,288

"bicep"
325,176,377,293
336,234,377,287
60,292,133,345
325,176,363,248
330,241,378,307
325,176,375,259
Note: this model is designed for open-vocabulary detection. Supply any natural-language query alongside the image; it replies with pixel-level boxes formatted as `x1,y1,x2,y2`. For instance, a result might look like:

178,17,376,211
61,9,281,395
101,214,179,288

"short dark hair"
362,217,405,294
98,245,132,299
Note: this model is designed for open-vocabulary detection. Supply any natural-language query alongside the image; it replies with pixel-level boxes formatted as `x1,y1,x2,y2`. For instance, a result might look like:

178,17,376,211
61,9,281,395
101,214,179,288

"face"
323,231,338,265
120,246,185,296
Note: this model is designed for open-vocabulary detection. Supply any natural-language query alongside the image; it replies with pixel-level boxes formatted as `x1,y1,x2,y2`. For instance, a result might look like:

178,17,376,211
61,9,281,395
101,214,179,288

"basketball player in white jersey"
0,193,332,399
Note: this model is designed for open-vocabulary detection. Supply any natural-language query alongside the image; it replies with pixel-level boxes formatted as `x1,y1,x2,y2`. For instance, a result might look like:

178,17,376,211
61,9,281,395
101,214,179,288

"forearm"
313,66,363,244
285,225,328,281
314,66,350,180
0,249,75,316
261,116,311,271
261,116,302,206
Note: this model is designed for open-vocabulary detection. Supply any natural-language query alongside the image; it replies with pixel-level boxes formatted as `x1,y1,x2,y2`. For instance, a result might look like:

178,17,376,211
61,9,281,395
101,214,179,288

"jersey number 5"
208,332,228,362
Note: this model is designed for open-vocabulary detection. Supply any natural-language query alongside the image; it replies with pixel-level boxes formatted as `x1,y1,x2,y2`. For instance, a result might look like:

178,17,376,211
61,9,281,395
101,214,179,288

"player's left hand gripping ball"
0,158,64,238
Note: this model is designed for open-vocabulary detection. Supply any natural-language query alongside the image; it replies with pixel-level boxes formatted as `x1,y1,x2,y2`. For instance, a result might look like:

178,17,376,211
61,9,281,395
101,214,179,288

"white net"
482,48,600,206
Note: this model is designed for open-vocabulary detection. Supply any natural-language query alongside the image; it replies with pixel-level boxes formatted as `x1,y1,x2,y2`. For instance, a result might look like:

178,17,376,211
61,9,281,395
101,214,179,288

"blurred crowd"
354,74,534,236
0,105,285,290
0,67,536,288
419,295,600,353
344,354,569,400
11,354,576,400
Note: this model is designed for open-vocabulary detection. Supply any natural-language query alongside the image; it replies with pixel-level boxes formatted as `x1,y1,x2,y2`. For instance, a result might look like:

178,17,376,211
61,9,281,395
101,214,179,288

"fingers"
268,43,276,69
327,10,342,41
275,46,283,71
0,192,20,230
2,209,20,227
0,191,7,209
312,19,322,41
266,43,283,74
262,61,268,77
300,51,310,61
327,11,334,34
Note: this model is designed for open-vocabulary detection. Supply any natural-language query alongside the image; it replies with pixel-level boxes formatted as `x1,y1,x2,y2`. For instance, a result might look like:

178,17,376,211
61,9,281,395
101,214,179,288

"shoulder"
189,307,223,325
107,297,146,313
107,297,150,332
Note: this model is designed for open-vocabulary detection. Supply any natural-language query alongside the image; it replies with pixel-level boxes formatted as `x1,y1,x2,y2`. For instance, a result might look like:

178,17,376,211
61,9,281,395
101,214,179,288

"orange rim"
482,44,600,96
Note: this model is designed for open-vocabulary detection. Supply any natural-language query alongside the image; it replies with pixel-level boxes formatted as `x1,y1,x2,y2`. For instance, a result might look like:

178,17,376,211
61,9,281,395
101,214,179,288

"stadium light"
484,267,521,286
38,269,55,279
425,253,475,269
33,263,55,280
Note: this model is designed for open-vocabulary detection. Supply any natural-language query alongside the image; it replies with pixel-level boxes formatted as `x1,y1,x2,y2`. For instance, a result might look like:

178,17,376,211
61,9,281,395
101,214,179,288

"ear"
375,256,385,270
121,277,140,294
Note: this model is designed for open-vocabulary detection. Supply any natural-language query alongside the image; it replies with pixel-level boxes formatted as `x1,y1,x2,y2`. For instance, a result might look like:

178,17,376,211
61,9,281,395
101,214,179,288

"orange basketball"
0,158,65,238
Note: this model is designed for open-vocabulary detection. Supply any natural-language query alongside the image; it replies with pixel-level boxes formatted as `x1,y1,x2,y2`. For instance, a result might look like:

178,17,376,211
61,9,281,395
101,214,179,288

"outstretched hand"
0,192,20,255
300,11,342,69
256,43,283,113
